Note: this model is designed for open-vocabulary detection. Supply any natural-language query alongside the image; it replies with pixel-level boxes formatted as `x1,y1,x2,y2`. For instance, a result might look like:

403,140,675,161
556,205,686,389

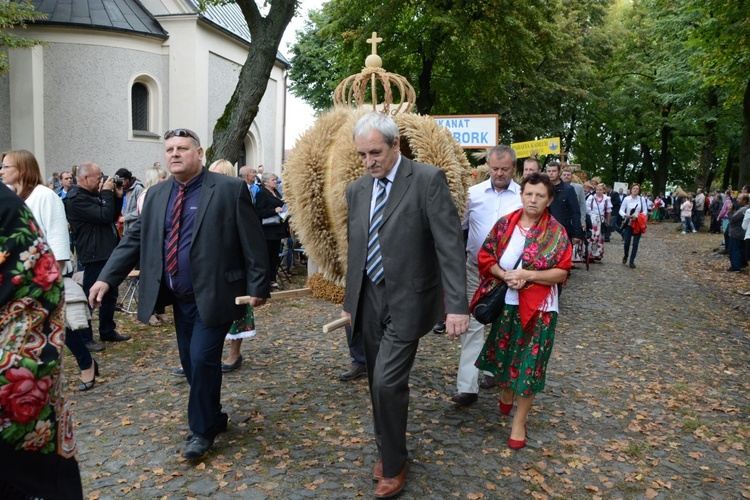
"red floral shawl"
470,208,572,331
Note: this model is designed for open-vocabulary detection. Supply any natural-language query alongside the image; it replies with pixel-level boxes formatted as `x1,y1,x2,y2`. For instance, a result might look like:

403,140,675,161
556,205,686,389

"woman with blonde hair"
136,165,170,326
208,159,256,373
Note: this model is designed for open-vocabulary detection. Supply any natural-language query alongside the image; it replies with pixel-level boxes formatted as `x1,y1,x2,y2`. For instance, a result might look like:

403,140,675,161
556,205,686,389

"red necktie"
166,184,187,276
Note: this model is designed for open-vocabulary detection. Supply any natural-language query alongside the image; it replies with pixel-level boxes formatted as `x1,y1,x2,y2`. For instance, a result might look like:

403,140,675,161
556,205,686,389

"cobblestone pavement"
64,222,750,499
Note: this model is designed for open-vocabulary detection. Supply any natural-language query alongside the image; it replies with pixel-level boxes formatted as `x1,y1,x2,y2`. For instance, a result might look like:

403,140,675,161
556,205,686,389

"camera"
103,175,124,187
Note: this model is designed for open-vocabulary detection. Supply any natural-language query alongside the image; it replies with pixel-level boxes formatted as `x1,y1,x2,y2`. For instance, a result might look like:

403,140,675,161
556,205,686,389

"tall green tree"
205,0,297,164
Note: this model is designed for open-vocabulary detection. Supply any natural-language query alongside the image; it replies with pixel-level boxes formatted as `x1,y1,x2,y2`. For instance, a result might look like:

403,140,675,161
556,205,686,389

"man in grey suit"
89,128,269,460
342,113,469,498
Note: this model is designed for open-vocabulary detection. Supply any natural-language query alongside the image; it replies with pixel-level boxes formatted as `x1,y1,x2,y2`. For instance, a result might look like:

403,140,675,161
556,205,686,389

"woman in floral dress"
0,187,83,498
586,183,611,261
473,172,572,450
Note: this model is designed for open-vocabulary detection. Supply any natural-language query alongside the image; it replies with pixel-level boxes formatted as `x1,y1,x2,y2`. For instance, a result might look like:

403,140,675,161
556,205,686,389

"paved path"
65,222,750,499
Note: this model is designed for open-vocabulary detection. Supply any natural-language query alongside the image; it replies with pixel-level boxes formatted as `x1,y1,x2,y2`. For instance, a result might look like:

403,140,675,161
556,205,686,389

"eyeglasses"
0,164,14,169
164,129,200,144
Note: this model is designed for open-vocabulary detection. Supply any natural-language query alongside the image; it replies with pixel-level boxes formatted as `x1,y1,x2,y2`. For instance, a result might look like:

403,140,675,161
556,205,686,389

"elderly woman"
474,172,572,450
255,171,289,290
1,150,98,391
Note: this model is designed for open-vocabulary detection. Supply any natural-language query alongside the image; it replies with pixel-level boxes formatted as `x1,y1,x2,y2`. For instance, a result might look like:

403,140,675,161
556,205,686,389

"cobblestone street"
65,221,750,499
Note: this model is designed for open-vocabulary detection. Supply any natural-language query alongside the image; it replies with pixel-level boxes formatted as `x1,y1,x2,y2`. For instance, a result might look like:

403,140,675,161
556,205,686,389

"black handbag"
472,254,524,325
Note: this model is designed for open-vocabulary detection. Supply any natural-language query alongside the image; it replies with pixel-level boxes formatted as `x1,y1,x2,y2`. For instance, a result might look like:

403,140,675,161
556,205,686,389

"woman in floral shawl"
473,172,572,450
0,187,83,498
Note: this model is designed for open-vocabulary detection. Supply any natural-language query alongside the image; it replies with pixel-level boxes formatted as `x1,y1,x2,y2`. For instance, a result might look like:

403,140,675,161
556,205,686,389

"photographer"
64,162,131,351
115,168,144,233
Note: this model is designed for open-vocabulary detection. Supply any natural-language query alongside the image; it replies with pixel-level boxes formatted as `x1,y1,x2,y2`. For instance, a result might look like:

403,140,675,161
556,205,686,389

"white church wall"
41,42,168,180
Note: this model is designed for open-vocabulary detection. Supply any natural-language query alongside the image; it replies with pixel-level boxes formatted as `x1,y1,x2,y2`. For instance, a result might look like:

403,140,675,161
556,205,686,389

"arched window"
131,82,149,132
129,74,161,139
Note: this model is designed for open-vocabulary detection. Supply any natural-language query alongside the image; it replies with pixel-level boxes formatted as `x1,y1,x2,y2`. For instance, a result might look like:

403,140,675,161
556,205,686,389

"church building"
0,0,289,179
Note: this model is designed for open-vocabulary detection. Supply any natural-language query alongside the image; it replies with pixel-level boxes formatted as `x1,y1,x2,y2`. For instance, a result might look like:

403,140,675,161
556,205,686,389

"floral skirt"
475,305,557,397
225,305,256,340
587,213,605,260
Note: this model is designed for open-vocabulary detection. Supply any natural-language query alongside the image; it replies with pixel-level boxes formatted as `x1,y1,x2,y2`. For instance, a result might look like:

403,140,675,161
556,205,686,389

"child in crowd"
681,196,697,234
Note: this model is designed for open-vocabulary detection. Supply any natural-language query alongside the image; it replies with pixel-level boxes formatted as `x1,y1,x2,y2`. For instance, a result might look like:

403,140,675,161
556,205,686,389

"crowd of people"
1,115,748,498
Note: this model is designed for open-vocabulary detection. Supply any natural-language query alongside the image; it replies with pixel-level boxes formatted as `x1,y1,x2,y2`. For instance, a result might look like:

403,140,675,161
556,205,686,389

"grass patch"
624,439,649,458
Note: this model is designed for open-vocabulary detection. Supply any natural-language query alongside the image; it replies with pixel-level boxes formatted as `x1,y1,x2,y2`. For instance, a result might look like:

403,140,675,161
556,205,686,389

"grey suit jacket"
571,182,586,224
343,157,468,341
97,169,270,326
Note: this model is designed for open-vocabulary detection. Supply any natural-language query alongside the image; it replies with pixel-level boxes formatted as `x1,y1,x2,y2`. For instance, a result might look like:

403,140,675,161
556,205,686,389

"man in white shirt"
451,145,523,405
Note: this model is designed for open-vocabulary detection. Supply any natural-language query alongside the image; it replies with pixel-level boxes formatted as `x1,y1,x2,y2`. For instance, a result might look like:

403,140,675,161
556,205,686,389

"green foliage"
0,0,45,76
288,0,747,191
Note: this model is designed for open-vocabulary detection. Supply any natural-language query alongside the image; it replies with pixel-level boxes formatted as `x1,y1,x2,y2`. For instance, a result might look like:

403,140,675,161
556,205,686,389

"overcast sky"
281,0,326,149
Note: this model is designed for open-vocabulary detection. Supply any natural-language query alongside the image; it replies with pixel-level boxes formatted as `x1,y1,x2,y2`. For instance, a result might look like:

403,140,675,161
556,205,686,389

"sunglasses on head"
164,129,200,143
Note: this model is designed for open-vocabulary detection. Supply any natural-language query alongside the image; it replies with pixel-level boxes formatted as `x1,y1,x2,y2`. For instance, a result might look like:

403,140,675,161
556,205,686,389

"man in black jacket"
65,162,131,350
545,161,583,244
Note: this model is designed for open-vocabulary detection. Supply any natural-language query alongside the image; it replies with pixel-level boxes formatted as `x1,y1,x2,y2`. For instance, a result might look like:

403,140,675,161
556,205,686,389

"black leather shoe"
479,374,498,389
432,320,446,334
339,364,366,381
221,355,243,373
451,392,478,406
84,340,105,352
185,413,228,442
100,332,131,342
182,435,214,460
629,262,636,269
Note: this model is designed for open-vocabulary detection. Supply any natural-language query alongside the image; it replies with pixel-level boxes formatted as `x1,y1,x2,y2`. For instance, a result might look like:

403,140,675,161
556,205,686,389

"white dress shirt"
463,179,522,264
369,156,401,220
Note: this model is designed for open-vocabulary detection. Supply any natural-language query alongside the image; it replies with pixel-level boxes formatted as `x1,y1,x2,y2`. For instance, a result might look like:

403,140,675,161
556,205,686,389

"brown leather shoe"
372,459,383,482
479,374,498,389
374,463,407,498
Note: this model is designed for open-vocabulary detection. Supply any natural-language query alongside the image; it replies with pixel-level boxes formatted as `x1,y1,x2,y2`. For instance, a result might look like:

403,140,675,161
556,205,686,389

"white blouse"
498,226,558,312
24,185,71,262
587,195,611,217
619,195,647,219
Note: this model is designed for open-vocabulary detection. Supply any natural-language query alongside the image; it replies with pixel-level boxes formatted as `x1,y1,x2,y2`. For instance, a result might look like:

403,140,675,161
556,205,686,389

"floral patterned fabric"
476,305,557,397
226,304,256,340
0,188,82,499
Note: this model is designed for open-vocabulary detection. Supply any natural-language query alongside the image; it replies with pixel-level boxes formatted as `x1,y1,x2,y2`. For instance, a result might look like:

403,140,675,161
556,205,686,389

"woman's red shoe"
508,424,526,450
498,399,513,415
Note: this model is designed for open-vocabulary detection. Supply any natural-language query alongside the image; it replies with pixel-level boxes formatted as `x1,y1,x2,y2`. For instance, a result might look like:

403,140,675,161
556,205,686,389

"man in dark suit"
89,128,269,460
342,113,469,498
545,162,583,244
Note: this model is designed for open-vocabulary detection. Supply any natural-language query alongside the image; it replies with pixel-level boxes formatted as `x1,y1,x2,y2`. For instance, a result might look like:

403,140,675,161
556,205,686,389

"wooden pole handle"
322,317,350,333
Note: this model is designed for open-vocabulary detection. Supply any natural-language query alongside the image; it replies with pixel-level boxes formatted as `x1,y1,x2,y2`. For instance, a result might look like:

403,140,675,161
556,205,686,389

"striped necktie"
166,184,187,276
366,179,389,284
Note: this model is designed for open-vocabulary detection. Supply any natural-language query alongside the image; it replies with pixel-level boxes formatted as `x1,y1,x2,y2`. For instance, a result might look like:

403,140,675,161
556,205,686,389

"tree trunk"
415,50,435,115
609,133,621,182
206,0,296,165
640,142,652,187
652,104,672,196
739,78,750,189
694,87,719,190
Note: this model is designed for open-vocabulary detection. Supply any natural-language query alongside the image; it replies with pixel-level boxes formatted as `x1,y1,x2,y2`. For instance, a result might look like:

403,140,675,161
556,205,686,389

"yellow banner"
510,137,561,158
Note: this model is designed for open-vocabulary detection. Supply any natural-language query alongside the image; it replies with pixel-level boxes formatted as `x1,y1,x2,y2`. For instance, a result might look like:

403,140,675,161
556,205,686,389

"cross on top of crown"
367,32,382,55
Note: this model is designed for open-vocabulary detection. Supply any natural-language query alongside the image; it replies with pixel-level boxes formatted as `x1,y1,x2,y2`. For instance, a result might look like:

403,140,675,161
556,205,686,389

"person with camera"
115,168,144,234
64,162,132,351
